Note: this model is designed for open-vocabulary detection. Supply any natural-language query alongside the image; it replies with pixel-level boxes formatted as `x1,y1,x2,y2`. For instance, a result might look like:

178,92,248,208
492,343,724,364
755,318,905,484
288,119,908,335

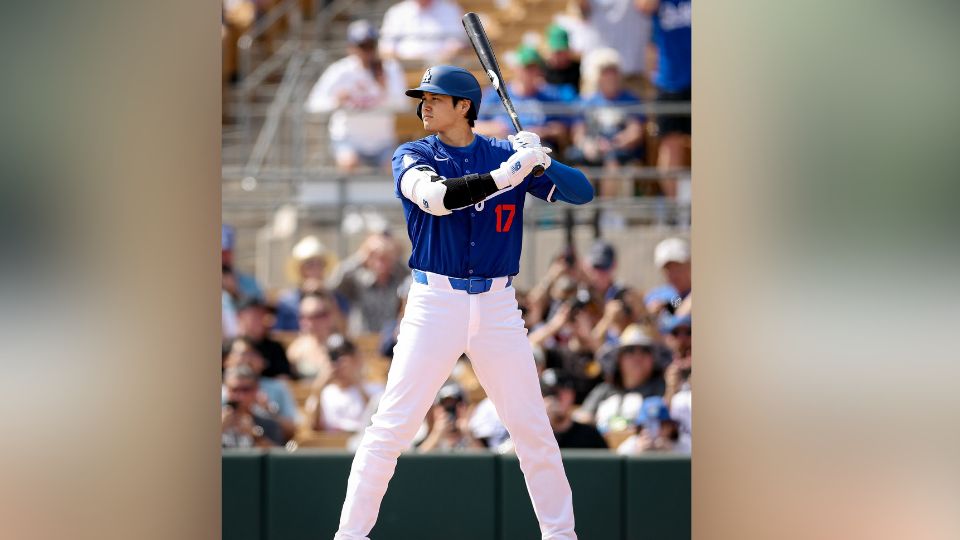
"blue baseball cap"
661,313,692,334
406,65,482,110
635,396,671,425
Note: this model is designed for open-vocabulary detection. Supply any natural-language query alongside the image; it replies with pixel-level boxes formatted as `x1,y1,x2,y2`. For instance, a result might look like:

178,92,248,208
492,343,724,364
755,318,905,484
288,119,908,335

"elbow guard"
441,173,500,209
400,165,452,216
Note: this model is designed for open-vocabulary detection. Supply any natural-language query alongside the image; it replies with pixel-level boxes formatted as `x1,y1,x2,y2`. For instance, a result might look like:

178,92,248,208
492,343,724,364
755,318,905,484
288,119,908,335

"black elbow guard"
441,173,500,209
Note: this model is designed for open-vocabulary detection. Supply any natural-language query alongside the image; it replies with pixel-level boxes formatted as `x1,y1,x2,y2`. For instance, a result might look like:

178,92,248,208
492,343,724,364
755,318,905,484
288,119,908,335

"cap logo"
421,69,432,84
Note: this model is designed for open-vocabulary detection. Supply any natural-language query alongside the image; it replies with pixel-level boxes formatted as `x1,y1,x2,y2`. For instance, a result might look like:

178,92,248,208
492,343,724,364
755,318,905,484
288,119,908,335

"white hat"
654,237,690,268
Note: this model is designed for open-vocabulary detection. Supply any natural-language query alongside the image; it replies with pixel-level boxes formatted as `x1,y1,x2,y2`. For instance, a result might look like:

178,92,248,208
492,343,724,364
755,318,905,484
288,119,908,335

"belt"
412,269,513,294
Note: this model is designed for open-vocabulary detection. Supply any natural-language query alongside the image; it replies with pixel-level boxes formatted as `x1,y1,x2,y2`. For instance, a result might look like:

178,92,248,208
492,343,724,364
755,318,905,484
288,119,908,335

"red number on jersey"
495,204,516,233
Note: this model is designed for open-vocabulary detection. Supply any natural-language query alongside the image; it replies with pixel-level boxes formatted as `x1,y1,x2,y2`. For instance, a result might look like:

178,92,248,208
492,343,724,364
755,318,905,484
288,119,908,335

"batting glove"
490,147,552,189
509,131,554,154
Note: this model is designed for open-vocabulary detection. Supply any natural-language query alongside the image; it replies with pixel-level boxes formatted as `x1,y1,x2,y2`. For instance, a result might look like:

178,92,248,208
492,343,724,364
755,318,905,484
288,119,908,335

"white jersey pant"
334,276,577,540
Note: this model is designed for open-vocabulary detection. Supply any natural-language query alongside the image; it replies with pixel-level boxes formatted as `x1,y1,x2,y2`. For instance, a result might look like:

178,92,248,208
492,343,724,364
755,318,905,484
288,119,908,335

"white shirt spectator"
596,391,644,432
305,55,407,156
468,397,510,448
379,0,466,62
585,0,651,76
321,382,385,432
670,382,691,447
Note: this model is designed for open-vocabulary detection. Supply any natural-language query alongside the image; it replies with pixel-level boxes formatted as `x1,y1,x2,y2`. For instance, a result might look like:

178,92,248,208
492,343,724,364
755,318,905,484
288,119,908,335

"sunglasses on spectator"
228,385,255,393
300,311,330,319
671,328,691,337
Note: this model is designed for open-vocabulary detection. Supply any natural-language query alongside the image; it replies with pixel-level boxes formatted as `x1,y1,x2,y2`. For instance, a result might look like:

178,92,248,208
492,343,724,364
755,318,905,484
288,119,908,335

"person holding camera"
529,287,604,403
221,366,288,448
222,337,299,441
418,382,484,452
304,335,384,433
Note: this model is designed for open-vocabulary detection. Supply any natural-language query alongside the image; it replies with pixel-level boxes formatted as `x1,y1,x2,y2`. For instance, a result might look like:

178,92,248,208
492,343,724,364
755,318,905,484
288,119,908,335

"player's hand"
509,131,554,158
491,148,552,189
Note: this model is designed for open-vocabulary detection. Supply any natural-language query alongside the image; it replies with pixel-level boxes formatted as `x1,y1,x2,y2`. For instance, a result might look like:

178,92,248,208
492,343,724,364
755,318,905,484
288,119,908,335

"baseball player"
334,65,594,540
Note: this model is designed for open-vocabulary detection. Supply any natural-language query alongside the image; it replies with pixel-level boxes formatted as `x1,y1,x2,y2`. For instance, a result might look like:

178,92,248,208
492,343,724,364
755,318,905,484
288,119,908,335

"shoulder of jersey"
480,134,513,153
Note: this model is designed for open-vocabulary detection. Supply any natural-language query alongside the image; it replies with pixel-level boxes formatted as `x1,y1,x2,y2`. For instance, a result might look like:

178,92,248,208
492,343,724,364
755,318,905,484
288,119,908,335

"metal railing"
236,0,303,85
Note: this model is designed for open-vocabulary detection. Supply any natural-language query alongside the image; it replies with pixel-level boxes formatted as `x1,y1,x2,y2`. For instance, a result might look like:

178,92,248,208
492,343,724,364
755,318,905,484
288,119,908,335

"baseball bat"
462,12,545,177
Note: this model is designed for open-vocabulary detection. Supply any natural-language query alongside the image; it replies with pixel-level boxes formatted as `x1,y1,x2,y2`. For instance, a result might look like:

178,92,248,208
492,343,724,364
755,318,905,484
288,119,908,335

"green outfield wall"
223,450,690,540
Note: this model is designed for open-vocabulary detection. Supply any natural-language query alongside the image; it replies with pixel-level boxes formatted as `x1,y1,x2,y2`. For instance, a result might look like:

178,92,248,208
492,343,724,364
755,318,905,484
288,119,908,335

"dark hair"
326,333,357,362
452,96,477,127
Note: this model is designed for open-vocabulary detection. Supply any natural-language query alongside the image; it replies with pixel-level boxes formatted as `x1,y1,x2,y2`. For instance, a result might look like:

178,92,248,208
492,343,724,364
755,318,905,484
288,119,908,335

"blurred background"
221,0,692,538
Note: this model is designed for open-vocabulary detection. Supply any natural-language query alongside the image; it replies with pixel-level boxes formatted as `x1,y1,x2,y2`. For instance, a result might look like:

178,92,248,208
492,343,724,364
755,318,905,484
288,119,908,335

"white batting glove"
509,131,554,154
490,147,552,189
509,131,541,150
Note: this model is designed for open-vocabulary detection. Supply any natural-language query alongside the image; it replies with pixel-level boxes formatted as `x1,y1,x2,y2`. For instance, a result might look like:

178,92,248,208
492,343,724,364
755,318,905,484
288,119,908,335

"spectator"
222,337,299,440
222,265,240,339
668,371,691,451
274,235,339,332
221,366,288,448
529,291,604,402
222,224,263,301
236,297,295,379
525,250,587,328
378,0,467,63
584,240,627,302
644,237,691,323
304,335,384,432
329,233,408,335
639,0,692,197
541,369,608,449
468,395,509,450
662,313,691,360
305,20,407,173
569,48,646,197
475,45,575,149
578,0,652,98
553,0,602,59
581,328,665,430
591,286,649,347
419,382,484,451
616,396,687,454
543,25,581,94
285,293,341,380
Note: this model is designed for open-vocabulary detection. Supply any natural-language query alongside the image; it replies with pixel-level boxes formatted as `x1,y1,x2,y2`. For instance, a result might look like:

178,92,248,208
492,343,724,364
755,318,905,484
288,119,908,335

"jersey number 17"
494,204,516,233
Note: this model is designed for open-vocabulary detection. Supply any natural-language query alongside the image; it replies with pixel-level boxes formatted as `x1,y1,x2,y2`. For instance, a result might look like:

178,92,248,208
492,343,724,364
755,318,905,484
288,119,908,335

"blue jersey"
652,0,692,92
392,134,560,279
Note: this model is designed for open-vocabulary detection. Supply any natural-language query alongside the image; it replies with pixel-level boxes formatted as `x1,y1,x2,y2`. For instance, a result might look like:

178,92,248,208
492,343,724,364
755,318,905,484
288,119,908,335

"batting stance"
334,66,594,540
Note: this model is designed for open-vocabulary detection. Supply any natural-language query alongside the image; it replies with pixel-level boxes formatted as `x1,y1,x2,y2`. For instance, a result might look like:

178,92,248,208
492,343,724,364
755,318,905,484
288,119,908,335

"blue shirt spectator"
650,0,692,93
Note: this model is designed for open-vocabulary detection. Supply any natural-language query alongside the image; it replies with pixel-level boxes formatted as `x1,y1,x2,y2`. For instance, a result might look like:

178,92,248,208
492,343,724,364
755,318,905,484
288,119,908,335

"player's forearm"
545,160,595,204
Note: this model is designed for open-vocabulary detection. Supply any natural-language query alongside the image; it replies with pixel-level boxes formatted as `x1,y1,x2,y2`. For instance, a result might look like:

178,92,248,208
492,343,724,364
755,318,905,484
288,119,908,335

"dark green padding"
223,450,265,540
624,455,691,540
373,452,497,540
263,450,355,540
499,451,623,540
263,450,497,540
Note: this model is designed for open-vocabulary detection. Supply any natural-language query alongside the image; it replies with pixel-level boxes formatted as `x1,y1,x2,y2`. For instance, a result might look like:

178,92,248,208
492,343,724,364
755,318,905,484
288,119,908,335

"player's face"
420,92,464,132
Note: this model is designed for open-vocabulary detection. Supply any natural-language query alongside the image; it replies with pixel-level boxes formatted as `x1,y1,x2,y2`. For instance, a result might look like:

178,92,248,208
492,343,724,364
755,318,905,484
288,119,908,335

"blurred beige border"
694,1,960,539
0,1,221,539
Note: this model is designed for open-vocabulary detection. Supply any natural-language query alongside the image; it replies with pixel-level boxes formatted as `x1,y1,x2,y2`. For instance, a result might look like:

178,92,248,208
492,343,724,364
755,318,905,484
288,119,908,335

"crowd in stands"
222,225,692,455
297,0,691,188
